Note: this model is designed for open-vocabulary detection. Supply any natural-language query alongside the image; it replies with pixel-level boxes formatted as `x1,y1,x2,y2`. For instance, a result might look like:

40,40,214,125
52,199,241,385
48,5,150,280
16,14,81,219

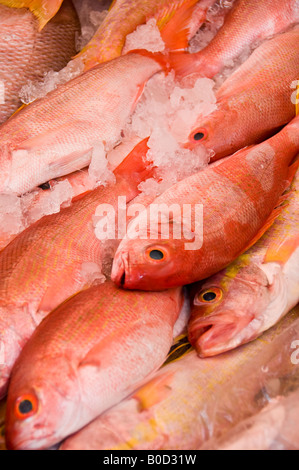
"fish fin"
7,103,28,120
163,334,193,366
241,203,289,255
108,0,117,12
48,149,93,177
264,235,299,264
133,372,174,411
286,158,299,188
0,0,64,30
159,0,201,51
114,137,155,185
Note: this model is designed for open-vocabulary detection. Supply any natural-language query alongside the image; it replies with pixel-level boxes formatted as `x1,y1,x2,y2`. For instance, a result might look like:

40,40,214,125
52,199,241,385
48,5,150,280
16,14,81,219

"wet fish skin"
0,0,64,29
5,281,183,450
111,115,299,291
78,0,215,70
0,139,152,399
0,0,79,125
170,0,299,79
188,169,299,357
183,28,299,160
0,53,161,195
60,308,299,450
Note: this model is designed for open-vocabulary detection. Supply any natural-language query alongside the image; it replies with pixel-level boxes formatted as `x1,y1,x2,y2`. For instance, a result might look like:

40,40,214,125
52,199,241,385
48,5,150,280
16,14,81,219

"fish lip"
111,251,130,288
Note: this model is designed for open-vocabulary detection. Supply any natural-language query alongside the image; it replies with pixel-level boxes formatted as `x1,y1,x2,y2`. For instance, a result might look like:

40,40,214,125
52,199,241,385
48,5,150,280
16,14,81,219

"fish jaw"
189,309,256,358
0,309,37,399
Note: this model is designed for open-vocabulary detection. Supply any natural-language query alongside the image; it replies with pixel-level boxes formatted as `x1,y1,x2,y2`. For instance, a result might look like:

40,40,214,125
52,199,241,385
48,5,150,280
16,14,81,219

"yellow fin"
159,0,200,51
163,334,193,366
264,235,299,264
0,0,64,30
240,201,289,255
133,372,174,411
7,103,28,120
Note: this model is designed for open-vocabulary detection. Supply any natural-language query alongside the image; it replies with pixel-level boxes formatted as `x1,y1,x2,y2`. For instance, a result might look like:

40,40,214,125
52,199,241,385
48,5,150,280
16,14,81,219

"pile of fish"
0,0,298,451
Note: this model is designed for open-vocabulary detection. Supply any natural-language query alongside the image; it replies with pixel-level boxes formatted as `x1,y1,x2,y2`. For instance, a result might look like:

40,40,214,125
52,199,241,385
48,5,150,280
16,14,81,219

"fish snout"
0,324,25,399
188,310,254,357
111,251,128,287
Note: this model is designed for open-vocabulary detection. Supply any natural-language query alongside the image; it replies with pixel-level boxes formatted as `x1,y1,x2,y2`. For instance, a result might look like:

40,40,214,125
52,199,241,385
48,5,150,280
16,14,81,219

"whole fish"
5,281,183,450
111,115,299,291
170,0,299,79
188,169,299,357
59,308,299,450
179,27,299,160
0,0,79,124
0,138,152,399
77,0,215,70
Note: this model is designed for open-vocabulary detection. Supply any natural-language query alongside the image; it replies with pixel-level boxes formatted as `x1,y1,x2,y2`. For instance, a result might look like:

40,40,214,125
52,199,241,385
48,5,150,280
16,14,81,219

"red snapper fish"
77,0,215,70
0,0,79,124
170,0,299,79
60,308,299,450
181,27,299,160
188,168,299,357
111,115,299,291
0,139,152,399
5,281,183,450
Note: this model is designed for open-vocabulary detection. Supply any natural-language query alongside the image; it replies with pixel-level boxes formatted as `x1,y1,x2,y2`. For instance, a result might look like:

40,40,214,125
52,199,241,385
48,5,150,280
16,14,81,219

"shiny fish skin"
112,115,299,291
0,53,161,195
0,140,152,399
184,28,299,160
5,282,183,450
188,169,299,357
78,0,215,70
0,0,79,124
171,0,299,79
60,309,299,450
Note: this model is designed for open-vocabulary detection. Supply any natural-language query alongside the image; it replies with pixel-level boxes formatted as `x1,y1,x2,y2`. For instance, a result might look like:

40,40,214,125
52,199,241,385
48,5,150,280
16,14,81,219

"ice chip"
123,19,166,54
88,142,115,186
80,261,105,286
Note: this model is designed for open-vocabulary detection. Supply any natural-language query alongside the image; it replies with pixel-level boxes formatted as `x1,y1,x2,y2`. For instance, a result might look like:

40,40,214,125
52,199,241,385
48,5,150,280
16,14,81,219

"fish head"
5,361,82,450
184,105,240,159
188,260,274,357
111,237,189,290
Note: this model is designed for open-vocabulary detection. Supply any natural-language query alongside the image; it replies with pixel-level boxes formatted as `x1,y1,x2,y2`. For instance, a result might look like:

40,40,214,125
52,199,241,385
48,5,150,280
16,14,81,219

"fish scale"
5,281,183,450
0,138,153,399
112,115,299,291
183,27,299,160
188,167,299,357
0,0,79,125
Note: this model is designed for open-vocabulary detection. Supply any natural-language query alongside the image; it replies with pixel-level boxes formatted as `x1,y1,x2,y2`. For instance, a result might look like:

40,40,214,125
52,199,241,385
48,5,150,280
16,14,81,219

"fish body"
0,53,161,195
0,0,64,29
183,28,299,160
111,116,299,291
60,308,299,450
0,0,79,124
188,169,299,357
5,281,183,450
78,0,215,70
171,0,299,79
0,139,152,398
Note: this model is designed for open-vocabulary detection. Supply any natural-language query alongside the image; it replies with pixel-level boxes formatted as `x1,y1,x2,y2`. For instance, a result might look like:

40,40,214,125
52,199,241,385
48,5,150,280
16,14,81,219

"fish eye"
195,287,223,305
145,247,168,262
14,394,38,420
149,250,164,260
192,128,208,142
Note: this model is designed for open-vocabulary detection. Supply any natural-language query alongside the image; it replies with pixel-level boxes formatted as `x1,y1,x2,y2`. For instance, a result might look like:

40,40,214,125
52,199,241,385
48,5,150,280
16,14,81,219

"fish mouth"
188,311,254,358
111,251,130,288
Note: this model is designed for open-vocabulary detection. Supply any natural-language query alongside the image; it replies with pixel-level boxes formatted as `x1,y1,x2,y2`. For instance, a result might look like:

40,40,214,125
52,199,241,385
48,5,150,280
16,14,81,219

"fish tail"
114,137,155,186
